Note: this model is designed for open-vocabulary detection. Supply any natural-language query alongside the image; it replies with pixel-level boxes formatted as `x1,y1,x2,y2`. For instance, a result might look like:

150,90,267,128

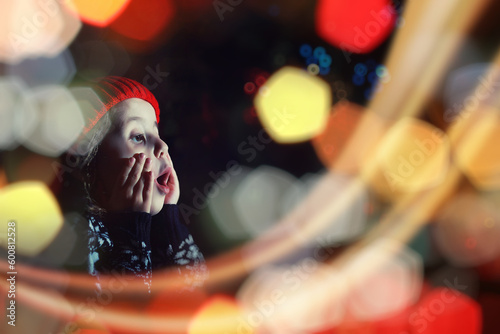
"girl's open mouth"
155,167,172,194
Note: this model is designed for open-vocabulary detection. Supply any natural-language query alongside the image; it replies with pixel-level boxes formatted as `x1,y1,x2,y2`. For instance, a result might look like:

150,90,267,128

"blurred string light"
254,66,331,143
299,44,332,76
369,118,450,200
0,181,63,256
0,77,38,150
109,0,175,41
238,239,422,332
6,49,76,87
65,0,131,27
0,0,81,64
315,0,396,54
233,165,302,238
23,85,84,157
280,171,369,246
352,60,390,100
446,64,500,191
433,192,500,267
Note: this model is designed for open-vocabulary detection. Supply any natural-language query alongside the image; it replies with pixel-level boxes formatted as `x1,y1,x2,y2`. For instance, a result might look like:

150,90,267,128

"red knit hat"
83,76,160,135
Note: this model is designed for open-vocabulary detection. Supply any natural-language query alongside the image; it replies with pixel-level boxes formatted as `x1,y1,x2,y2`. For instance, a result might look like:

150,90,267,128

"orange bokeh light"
66,0,131,27
109,0,175,41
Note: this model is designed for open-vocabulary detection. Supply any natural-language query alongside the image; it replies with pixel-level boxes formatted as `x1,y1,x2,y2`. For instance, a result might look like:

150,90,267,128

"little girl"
68,76,207,293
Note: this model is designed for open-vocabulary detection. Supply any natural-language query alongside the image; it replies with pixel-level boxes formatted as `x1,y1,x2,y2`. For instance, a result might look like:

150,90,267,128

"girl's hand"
105,153,154,213
164,165,180,204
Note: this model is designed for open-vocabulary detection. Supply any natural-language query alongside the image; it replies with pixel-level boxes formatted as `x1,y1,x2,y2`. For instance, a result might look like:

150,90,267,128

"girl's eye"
131,134,146,144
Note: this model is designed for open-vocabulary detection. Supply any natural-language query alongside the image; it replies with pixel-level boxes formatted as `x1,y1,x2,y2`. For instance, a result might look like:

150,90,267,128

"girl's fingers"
142,170,153,212
119,157,135,186
125,153,146,191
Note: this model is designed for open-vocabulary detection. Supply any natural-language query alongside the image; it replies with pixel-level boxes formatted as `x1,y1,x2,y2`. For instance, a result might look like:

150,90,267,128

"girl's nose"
154,139,168,159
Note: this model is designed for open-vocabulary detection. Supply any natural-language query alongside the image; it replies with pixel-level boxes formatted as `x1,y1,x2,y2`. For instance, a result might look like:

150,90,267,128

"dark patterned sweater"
87,204,207,293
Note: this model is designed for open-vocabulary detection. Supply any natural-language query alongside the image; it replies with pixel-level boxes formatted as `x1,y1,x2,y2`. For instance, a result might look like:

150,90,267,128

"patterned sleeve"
87,212,153,293
151,204,208,288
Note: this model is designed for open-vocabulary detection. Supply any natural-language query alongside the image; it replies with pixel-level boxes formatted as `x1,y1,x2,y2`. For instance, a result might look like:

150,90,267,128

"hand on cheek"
164,166,180,205
106,153,154,213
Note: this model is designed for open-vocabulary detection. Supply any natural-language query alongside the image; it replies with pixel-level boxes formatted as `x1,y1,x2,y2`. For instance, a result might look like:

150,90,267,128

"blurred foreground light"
73,41,131,80
188,295,250,334
281,171,368,246
234,165,302,237
370,118,450,200
411,288,481,334
312,101,363,172
345,239,423,321
65,0,131,27
0,181,63,256
254,67,331,143
6,50,76,87
237,263,344,333
23,85,84,157
315,0,396,54
0,77,37,150
208,166,254,240
434,193,500,267
109,0,175,41
0,0,81,64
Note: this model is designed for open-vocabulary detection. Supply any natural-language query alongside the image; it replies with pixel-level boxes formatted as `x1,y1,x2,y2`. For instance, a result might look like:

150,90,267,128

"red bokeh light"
315,0,396,54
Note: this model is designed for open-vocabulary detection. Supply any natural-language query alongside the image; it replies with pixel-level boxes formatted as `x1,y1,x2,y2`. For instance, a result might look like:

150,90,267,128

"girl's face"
95,98,173,215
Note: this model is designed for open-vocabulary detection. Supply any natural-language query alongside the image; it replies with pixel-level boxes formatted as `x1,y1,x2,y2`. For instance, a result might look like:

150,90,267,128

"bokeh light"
312,101,364,173
344,239,423,321
65,0,131,27
434,192,500,267
315,0,396,54
0,77,37,150
0,181,63,256
254,66,331,143
370,118,450,200
233,166,302,238
109,0,175,41
6,49,76,87
22,85,84,157
280,171,369,246
208,166,254,240
0,0,81,64
188,295,250,334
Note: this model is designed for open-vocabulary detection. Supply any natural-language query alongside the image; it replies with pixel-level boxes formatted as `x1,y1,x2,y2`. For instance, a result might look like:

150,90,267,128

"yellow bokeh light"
188,296,251,334
369,118,450,200
0,181,63,256
65,0,131,27
254,66,331,143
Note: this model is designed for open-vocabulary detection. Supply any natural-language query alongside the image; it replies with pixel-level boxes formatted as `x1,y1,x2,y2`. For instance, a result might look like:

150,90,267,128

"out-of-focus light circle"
434,193,500,267
188,295,250,334
410,288,481,334
22,85,84,157
65,0,131,27
254,67,331,143
109,0,175,41
345,239,423,321
312,101,364,173
208,166,254,240
370,118,450,200
237,263,344,333
280,171,368,246
315,0,396,54
307,63,320,75
0,77,38,150
73,40,131,80
0,181,63,256
233,165,302,237
7,50,76,87
0,0,81,64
